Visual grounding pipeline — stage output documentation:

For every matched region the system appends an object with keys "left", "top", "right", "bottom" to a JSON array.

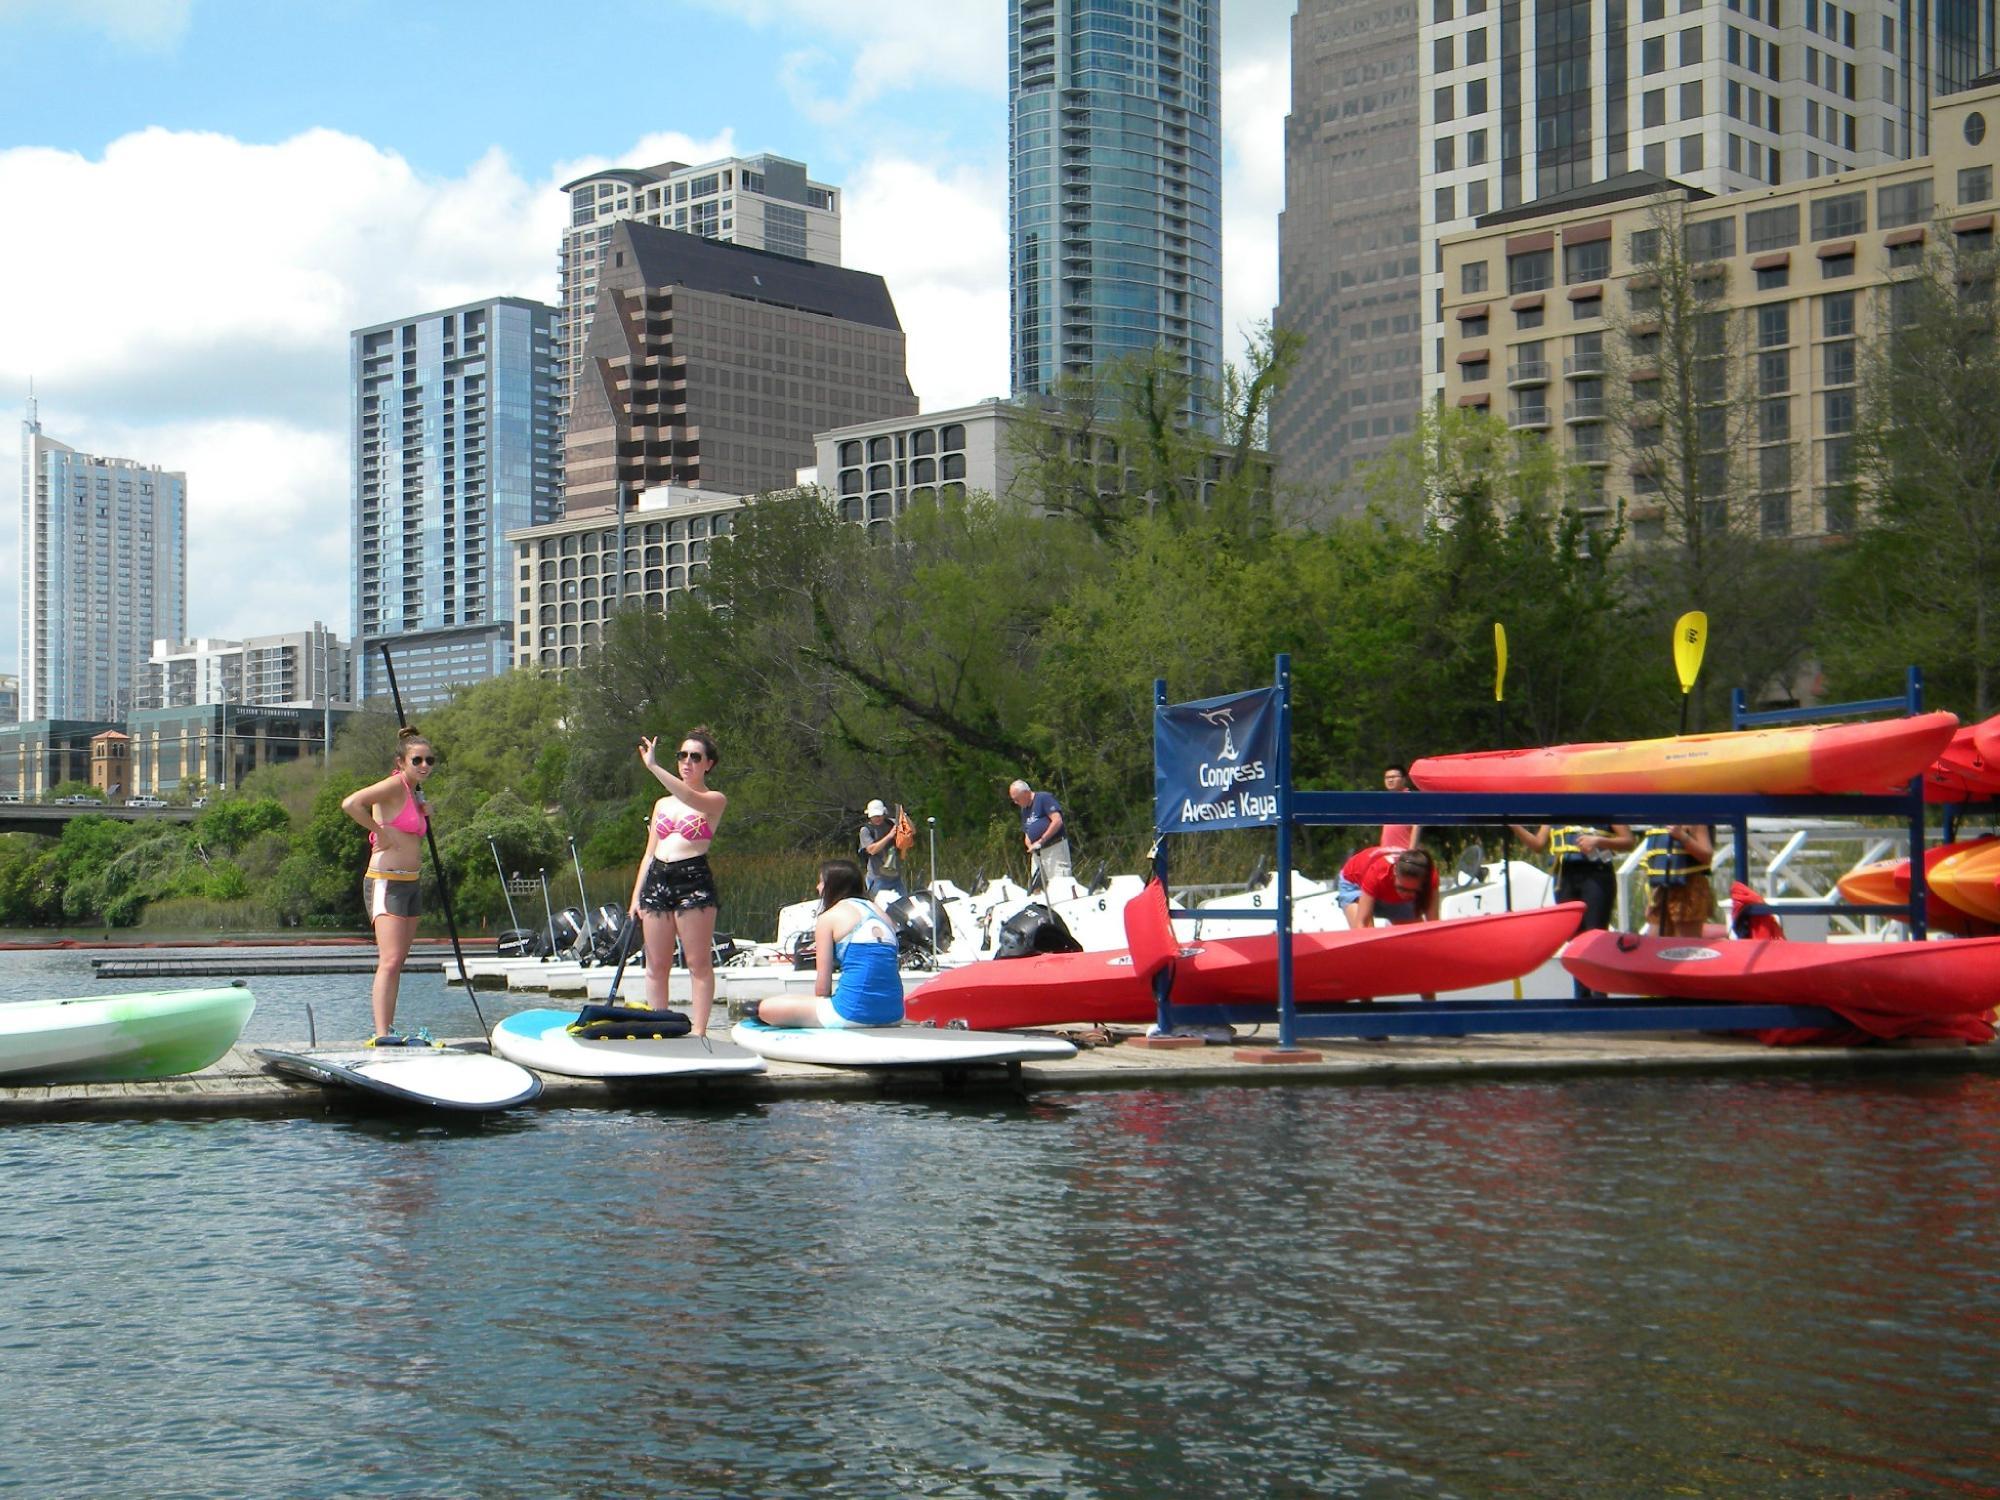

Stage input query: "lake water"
[{"left": 3, "top": 951, "right": 1999, "bottom": 1495}]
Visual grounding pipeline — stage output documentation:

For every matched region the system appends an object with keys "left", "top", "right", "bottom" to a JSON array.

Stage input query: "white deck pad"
[
  {"left": 731, "top": 1019, "right": 1077, "bottom": 1069},
  {"left": 491, "top": 1009, "right": 766, "bottom": 1079},
  {"left": 256, "top": 1046, "right": 543, "bottom": 1111}
]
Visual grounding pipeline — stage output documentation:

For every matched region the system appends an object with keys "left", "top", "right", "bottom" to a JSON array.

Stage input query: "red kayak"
[
  {"left": 1836, "top": 843, "right": 2000, "bottom": 936},
  {"left": 1560, "top": 927, "right": 2000, "bottom": 1037},
  {"left": 904, "top": 902, "right": 1587, "bottom": 1030},
  {"left": 1923, "top": 716, "right": 2000, "bottom": 802},
  {"left": 1412, "top": 712, "right": 1958, "bottom": 796}
]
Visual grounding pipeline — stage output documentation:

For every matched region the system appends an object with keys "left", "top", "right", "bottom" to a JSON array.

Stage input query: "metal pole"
[
  {"left": 538, "top": 868, "right": 558, "bottom": 962},
  {"left": 489, "top": 835, "right": 523, "bottom": 931},
  {"left": 567, "top": 834, "right": 594, "bottom": 964},
  {"left": 1153, "top": 678, "right": 1173, "bottom": 1034},
  {"left": 927, "top": 815, "right": 938, "bottom": 966},
  {"left": 1273, "top": 654, "right": 1296, "bottom": 1051}
]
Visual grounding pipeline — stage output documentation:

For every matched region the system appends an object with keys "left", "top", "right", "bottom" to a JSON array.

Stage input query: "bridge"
[{"left": 0, "top": 804, "right": 200, "bottom": 837}]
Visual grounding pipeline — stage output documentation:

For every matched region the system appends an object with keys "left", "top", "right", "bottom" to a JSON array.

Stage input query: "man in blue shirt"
[{"left": 1009, "top": 779, "right": 1072, "bottom": 890}]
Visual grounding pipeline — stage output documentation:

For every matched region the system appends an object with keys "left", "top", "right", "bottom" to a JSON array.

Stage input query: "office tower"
[
  {"left": 350, "top": 296, "right": 559, "bottom": 702},
  {"left": 557, "top": 155, "right": 841, "bottom": 495},
  {"left": 18, "top": 404, "right": 187, "bottom": 722},
  {"left": 562, "top": 221, "right": 917, "bottom": 512},
  {"left": 1436, "top": 76, "right": 2000, "bottom": 538},
  {"left": 1270, "top": 0, "right": 1424, "bottom": 498},
  {"left": 1008, "top": 0, "right": 1223, "bottom": 408},
  {"left": 1419, "top": 0, "right": 1999, "bottom": 396},
  {"left": 141, "top": 625, "right": 352, "bottom": 710}
]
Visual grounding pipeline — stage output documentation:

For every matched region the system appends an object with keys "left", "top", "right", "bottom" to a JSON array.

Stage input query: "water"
[{"left": 2, "top": 953, "right": 1999, "bottom": 1495}]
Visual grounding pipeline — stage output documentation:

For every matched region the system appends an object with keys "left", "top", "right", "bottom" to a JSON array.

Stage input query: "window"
[
  {"left": 1760, "top": 446, "right": 1792, "bottom": 489},
  {"left": 1745, "top": 203, "right": 1800, "bottom": 252},
  {"left": 1889, "top": 240, "right": 1925, "bottom": 268},
  {"left": 1645, "top": 89, "right": 1667, "bottom": 128},
  {"left": 1960, "top": 166, "right": 1993, "bottom": 204},
  {"left": 1434, "top": 34, "right": 1454, "bottom": 69},
  {"left": 1516, "top": 302, "right": 1544, "bottom": 329},
  {"left": 1820, "top": 251, "right": 1856, "bottom": 277},
  {"left": 1436, "top": 137, "right": 1456, "bottom": 173},
  {"left": 1681, "top": 25, "right": 1704, "bottom": 63},
  {"left": 1435, "top": 86, "right": 1455, "bottom": 122},
  {"left": 1823, "top": 388, "right": 1856, "bottom": 433},
  {"left": 1811, "top": 191, "right": 1865, "bottom": 239},
  {"left": 1468, "top": 129, "right": 1489, "bottom": 165},
  {"left": 1759, "top": 396, "right": 1791, "bottom": 442},
  {"left": 1759, "top": 350, "right": 1791, "bottom": 393},
  {"left": 1823, "top": 340, "right": 1856, "bottom": 385},
  {"left": 1825, "top": 488, "right": 1856, "bottom": 532},
  {"left": 1877, "top": 179, "right": 1933, "bottom": 228},
  {"left": 1462, "top": 261, "right": 1490, "bottom": 293},
  {"left": 1461, "top": 357, "right": 1490, "bottom": 382},
  {"left": 1761, "top": 494, "right": 1793, "bottom": 536},
  {"left": 1686, "top": 218, "right": 1736, "bottom": 261},
  {"left": 1468, "top": 28, "right": 1488, "bottom": 63},
  {"left": 1468, "top": 79, "right": 1489, "bottom": 113},
  {"left": 1467, "top": 180, "right": 1490, "bottom": 216},
  {"left": 1681, "top": 135, "right": 1705, "bottom": 172},
  {"left": 1682, "top": 80, "right": 1704, "bottom": 116},
  {"left": 1461, "top": 313, "right": 1490, "bottom": 338},
  {"left": 1756, "top": 263, "right": 1791, "bottom": 290},
  {"left": 1434, "top": 0, "right": 1452, "bottom": 18},
  {"left": 1436, "top": 186, "right": 1455, "bottom": 221},
  {"left": 1643, "top": 36, "right": 1666, "bottom": 72},
  {"left": 1565, "top": 238, "right": 1611, "bottom": 282},
  {"left": 1508, "top": 249, "right": 1553, "bottom": 293},
  {"left": 1645, "top": 141, "right": 1668, "bottom": 175},
  {"left": 1644, "top": 0, "right": 1663, "bottom": 16},
  {"left": 1757, "top": 303, "right": 1790, "bottom": 346}
]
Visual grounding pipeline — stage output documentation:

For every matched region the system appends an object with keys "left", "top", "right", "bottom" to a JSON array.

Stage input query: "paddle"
[
  {"left": 1674, "top": 610, "right": 1708, "bottom": 735},
  {"left": 378, "top": 644, "right": 489, "bottom": 1041},
  {"left": 1494, "top": 623, "right": 1520, "bottom": 998}
]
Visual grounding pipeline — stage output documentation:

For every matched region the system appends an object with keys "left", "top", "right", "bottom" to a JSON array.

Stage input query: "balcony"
[
  {"left": 1563, "top": 351, "right": 1606, "bottom": 377},
  {"left": 1509, "top": 404, "right": 1553, "bottom": 431},
  {"left": 1507, "top": 360, "right": 1551, "bottom": 387},
  {"left": 1564, "top": 396, "right": 1607, "bottom": 422}
]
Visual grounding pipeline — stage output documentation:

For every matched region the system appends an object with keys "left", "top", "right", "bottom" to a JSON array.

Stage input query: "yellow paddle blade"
[
  {"left": 1493, "top": 622, "right": 1509, "bottom": 703},
  {"left": 1673, "top": 611, "right": 1708, "bottom": 695}
]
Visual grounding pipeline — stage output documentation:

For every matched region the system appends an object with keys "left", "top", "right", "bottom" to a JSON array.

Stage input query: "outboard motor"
[
  {"left": 551, "top": 906, "right": 587, "bottom": 960},
  {"left": 886, "top": 891, "right": 953, "bottom": 962},
  {"left": 994, "top": 902, "right": 1083, "bottom": 960},
  {"left": 497, "top": 927, "right": 541, "bottom": 959},
  {"left": 592, "top": 906, "right": 639, "bottom": 965}
]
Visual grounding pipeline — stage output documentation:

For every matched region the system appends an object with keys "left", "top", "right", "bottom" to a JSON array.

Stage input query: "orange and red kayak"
[
  {"left": 1412, "top": 712, "right": 1958, "bottom": 796},
  {"left": 1924, "top": 715, "right": 2000, "bottom": 802},
  {"left": 903, "top": 903, "right": 1586, "bottom": 1030},
  {"left": 1837, "top": 842, "right": 2000, "bottom": 935},
  {"left": 1928, "top": 840, "right": 2000, "bottom": 924}
]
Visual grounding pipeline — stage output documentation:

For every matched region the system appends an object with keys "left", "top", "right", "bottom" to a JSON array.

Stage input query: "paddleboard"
[
  {"left": 731, "top": 1019, "right": 1077, "bottom": 1068},
  {"left": 256, "top": 1045, "right": 543, "bottom": 1112},
  {"left": 491, "top": 1008, "right": 766, "bottom": 1079}
]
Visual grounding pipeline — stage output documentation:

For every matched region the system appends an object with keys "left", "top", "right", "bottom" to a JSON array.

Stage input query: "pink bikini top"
[
  {"left": 369, "top": 773, "right": 428, "bottom": 847},
  {"left": 655, "top": 804, "right": 714, "bottom": 843}
]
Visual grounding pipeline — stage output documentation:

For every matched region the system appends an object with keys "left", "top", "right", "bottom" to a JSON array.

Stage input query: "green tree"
[
  {"left": 192, "top": 796, "right": 291, "bottom": 853},
  {"left": 421, "top": 668, "right": 571, "bottom": 817},
  {"left": 1825, "top": 231, "right": 2000, "bottom": 716}
]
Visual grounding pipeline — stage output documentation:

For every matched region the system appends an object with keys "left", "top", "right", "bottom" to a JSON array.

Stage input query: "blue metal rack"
[{"left": 1149, "top": 657, "right": 1937, "bottom": 1047}]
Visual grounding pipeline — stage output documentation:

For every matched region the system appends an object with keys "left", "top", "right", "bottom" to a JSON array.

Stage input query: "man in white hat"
[{"left": 857, "top": 798, "right": 904, "bottom": 901}]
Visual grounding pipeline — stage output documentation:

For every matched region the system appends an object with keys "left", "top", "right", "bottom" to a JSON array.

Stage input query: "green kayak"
[{"left": 0, "top": 987, "right": 257, "bottom": 1085}]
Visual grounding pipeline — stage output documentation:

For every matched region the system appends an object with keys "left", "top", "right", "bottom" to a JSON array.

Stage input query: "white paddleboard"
[
  {"left": 256, "top": 1046, "right": 543, "bottom": 1112},
  {"left": 731, "top": 1019, "right": 1077, "bottom": 1069},
  {"left": 490, "top": 1009, "right": 767, "bottom": 1080}
]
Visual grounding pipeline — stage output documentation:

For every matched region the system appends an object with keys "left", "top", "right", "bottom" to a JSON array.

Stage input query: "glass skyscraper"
[
  {"left": 350, "top": 297, "right": 558, "bottom": 703},
  {"left": 18, "top": 403, "right": 187, "bottom": 722},
  {"left": 1009, "top": 0, "right": 1223, "bottom": 407}
]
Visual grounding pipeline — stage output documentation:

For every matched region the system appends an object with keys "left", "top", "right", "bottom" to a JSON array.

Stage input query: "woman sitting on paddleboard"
[
  {"left": 629, "top": 727, "right": 727, "bottom": 1036},
  {"left": 746, "top": 859, "right": 903, "bottom": 1030},
  {"left": 341, "top": 726, "right": 437, "bottom": 1046}
]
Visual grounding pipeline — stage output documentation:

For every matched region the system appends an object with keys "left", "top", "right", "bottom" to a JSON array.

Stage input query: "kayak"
[
  {"left": 1928, "top": 841, "right": 2000, "bottom": 925},
  {"left": 1560, "top": 927, "right": 2000, "bottom": 1038},
  {"left": 0, "top": 986, "right": 256, "bottom": 1085},
  {"left": 903, "top": 902, "right": 1586, "bottom": 1030},
  {"left": 1924, "top": 716, "right": 2000, "bottom": 801},
  {"left": 1837, "top": 845, "right": 2000, "bottom": 935},
  {"left": 1411, "top": 712, "right": 1959, "bottom": 796}
]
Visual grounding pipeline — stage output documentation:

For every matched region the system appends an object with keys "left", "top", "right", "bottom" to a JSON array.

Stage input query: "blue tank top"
[{"left": 830, "top": 899, "right": 903, "bottom": 1025}]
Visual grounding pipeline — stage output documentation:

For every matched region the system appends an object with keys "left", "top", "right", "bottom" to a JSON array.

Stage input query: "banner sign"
[{"left": 1154, "top": 686, "right": 1282, "bottom": 832}]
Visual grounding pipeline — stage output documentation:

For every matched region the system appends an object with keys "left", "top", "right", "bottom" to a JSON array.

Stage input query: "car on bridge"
[
  {"left": 53, "top": 795, "right": 104, "bottom": 806},
  {"left": 125, "top": 796, "right": 168, "bottom": 808}
]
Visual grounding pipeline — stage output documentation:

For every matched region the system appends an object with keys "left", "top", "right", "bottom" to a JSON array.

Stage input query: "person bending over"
[
  {"left": 746, "top": 860, "right": 903, "bottom": 1030},
  {"left": 1338, "top": 845, "right": 1440, "bottom": 929},
  {"left": 628, "top": 727, "right": 727, "bottom": 1036}
]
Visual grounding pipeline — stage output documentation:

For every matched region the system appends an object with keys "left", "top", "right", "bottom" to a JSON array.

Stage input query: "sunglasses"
[
  {"left": 408, "top": 755, "right": 437, "bottom": 766},
  {"left": 677, "top": 750, "right": 705, "bottom": 762}
]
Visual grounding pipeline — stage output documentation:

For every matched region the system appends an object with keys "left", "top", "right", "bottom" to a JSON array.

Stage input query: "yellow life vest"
[{"left": 1639, "top": 827, "right": 1710, "bottom": 887}]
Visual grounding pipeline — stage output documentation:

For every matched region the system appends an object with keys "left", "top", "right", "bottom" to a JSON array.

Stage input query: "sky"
[{"left": 0, "top": 0, "right": 1298, "bottom": 664}]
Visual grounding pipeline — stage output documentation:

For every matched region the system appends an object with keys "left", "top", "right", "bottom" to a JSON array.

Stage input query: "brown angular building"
[{"left": 563, "top": 221, "right": 918, "bottom": 513}]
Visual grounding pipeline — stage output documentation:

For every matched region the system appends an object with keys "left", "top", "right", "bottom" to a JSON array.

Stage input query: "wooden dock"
[
  {"left": 1, "top": 1028, "right": 1993, "bottom": 1122},
  {"left": 91, "top": 951, "right": 455, "bottom": 979}
]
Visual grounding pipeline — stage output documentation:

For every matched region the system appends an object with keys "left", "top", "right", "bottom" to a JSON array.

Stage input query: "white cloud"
[
  {"left": 843, "top": 155, "right": 1011, "bottom": 408},
  {"left": 0, "top": 0, "right": 192, "bottom": 49},
  {"left": 693, "top": 0, "right": 1005, "bottom": 117},
  {"left": 1221, "top": 43, "right": 1291, "bottom": 362}
]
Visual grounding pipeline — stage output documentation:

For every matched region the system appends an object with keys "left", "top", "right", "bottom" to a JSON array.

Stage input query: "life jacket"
[
  {"left": 1639, "top": 827, "right": 1710, "bottom": 887},
  {"left": 1548, "top": 825, "right": 1615, "bottom": 863}
]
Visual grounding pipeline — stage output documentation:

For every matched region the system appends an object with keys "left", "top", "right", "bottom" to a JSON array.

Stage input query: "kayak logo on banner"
[{"left": 1155, "top": 686, "right": 1281, "bottom": 832}]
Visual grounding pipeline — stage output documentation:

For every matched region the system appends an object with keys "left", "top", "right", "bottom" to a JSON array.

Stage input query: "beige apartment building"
[{"left": 1438, "top": 73, "right": 2000, "bottom": 539}]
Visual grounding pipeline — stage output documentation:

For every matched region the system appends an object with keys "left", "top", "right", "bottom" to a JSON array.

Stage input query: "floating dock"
[
  {"left": 1, "top": 1027, "right": 1992, "bottom": 1122},
  {"left": 91, "top": 950, "right": 457, "bottom": 979}
]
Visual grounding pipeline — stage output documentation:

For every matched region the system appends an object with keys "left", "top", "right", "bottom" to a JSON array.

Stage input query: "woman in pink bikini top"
[{"left": 627, "top": 726, "right": 728, "bottom": 1037}]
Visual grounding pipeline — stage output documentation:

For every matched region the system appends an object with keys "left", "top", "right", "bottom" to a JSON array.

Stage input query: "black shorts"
[
  {"left": 363, "top": 870, "right": 423, "bottom": 920},
  {"left": 637, "top": 853, "right": 718, "bottom": 914}
]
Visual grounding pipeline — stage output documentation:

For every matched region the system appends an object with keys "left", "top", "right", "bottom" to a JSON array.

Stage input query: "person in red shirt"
[
  {"left": 1380, "top": 763, "right": 1422, "bottom": 849},
  {"left": 1338, "top": 844, "right": 1440, "bottom": 928}
]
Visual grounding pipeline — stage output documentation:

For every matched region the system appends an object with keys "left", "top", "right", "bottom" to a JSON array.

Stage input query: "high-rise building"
[
  {"left": 1270, "top": 0, "right": 1424, "bottom": 496},
  {"left": 141, "top": 625, "right": 353, "bottom": 711},
  {"left": 1008, "top": 0, "right": 1223, "bottom": 407},
  {"left": 557, "top": 155, "right": 842, "bottom": 492},
  {"left": 18, "top": 404, "right": 187, "bottom": 722},
  {"left": 350, "top": 296, "right": 559, "bottom": 701},
  {"left": 1418, "top": 0, "right": 2000, "bottom": 399},
  {"left": 562, "top": 221, "right": 917, "bottom": 513},
  {"left": 1436, "top": 74, "right": 2000, "bottom": 539}
]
